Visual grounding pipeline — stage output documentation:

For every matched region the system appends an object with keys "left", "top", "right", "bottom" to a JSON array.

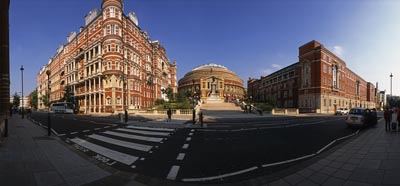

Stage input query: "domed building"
[{"left": 178, "top": 64, "right": 244, "bottom": 102}]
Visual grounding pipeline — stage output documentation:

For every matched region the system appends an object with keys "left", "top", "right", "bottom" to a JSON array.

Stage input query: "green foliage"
[
  {"left": 388, "top": 97, "right": 400, "bottom": 108},
  {"left": 30, "top": 89, "right": 38, "bottom": 110},
  {"left": 254, "top": 103, "right": 274, "bottom": 111},
  {"left": 41, "top": 91, "right": 50, "bottom": 108},
  {"left": 161, "top": 87, "right": 174, "bottom": 101},
  {"left": 161, "top": 102, "right": 192, "bottom": 109},
  {"left": 12, "top": 92, "right": 20, "bottom": 108},
  {"left": 155, "top": 98, "right": 165, "bottom": 105},
  {"left": 176, "top": 91, "right": 189, "bottom": 103}
]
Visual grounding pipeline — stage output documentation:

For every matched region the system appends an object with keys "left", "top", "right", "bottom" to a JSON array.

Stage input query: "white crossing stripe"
[
  {"left": 88, "top": 134, "right": 153, "bottom": 152},
  {"left": 176, "top": 153, "right": 185, "bottom": 160},
  {"left": 116, "top": 128, "right": 170, "bottom": 136},
  {"left": 70, "top": 138, "right": 138, "bottom": 165},
  {"left": 182, "top": 144, "right": 189, "bottom": 149},
  {"left": 186, "top": 137, "right": 191, "bottom": 141},
  {"left": 166, "top": 165, "right": 180, "bottom": 180},
  {"left": 103, "top": 131, "right": 164, "bottom": 143},
  {"left": 126, "top": 125, "right": 175, "bottom": 132}
]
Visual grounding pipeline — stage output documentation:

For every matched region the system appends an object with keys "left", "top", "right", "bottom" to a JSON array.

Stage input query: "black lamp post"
[
  {"left": 390, "top": 73, "right": 393, "bottom": 107},
  {"left": 20, "top": 65, "right": 24, "bottom": 119},
  {"left": 46, "top": 70, "right": 51, "bottom": 136},
  {"left": 192, "top": 79, "right": 195, "bottom": 124}
]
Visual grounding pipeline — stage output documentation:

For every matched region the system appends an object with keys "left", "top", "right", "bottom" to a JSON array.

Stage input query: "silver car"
[{"left": 345, "top": 108, "right": 377, "bottom": 127}]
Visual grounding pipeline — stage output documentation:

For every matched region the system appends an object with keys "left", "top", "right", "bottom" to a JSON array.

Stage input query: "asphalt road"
[{"left": 27, "top": 112, "right": 371, "bottom": 184}]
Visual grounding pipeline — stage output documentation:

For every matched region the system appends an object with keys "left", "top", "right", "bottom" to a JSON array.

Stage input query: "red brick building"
[
  {"left": 37, "top": 0, "right": 177, "bottom": 113},
  {"left": 248, "top": 40, "right": 376, "bottom": 113}
]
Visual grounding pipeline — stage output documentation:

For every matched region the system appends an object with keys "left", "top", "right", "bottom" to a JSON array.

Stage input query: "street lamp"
[
  {"left": 46, "top": 70, "right": 51, "bottom": 136},
  {"left": 192, "top": 79, "right": 195, "bottom": 124},
  {"left": 390, "top": 73, "right": 393, "bottom": 107},
  {"left": 20, "top": 65, "right": 24, "bottom": 119}
]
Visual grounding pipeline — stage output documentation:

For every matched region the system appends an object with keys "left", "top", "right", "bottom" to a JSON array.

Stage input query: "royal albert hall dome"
[{"left": 178, "top": 63, "right": 244, "bottom": 102}]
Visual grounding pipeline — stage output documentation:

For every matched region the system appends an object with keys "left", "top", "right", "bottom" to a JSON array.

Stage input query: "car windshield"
[{"left": 349, "top": 109, "right": 365, "bottom": 115}]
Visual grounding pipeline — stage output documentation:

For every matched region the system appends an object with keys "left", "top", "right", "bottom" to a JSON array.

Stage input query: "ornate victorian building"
[
  {"left": 178, "top": 64, "right": 244, "bottom": 102},
  {"left": 248, "top": 40, "right": 377, "bottom": 113},
  {"left": 37, "top": 0, "right": 177, "bottom": 113}
]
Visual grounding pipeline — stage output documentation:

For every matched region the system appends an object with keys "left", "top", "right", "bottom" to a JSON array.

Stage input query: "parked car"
[
  {"left": 345, "top": 108, "right": 378, "bottom": 127},
  {"left": 335, "top": 108, "right": 349, "bottom": 115}
]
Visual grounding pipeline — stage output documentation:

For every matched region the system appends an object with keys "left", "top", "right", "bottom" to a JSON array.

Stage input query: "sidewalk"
[
  {"left": 265, "top": 120, "right": 400, "bottom": 186},
  {"left": 0, "top": 116, "right": 111, "bottom": 186}
]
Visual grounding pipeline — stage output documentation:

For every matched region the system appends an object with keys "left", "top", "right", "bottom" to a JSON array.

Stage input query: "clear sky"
[{"left": 9, "top": 0, "right": 400, "bottom": 97}]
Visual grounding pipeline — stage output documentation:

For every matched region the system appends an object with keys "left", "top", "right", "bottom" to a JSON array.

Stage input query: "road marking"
[
  {"left": 126, "top": 125, "right": 175, "bottom": 132},
  {"left": 190, "top": 129, "right": 195, "bottom": 132},
  {"left": 316, "top": 140, "right": 337, "bottom": 154},
  {"left": 140, "top": 158, "right": 145, "bottom": 161},
  {"left": 70, "top": 132, "right": 78, "bottom": 135},
  {"left": 176, "top": 153, "right": 185, "bottom": 160},
  {"left": 262, "top": 154, "right": 316, "bottom": 168},
  {"left": 116, "top": 128, "right": 170, "bottom": 136},
  {"left": 51, "top": 129, "right": 59, "bottom": 135},
  {"left": 188, "top": 133, "right": 193, "bottom": 136},
  {"left": 103, "top": 131, "right": 164, "bottom": 143},
  {"left": 182, "top": 144, "right": 189, "bottom": 149},
  {"left": 182, "top": 166, "right": 258, "bottom": 182},
  {"left": 94, "top": 128, "right": 101, "bottom": 130},
  {"left": 88, "top": 134, "right": 153, "bottom": 152},
  {"left": 166, "top": 165, "right": 180, "bottom": 180},
  {"left": 70, "top": 138, "right": 138, "bottom": 165},
  {"left": 131, "top": 165, "right": 136, "bottom": 168},
  {"left": 186, "top": 137, "right": 191, "bottom": 141},
  {"left": 58, "top": 134, "right": 66, "bottom": 137},
  {"left": 83, "top": 130, "right": 90, "bottom": 133},
  {"left": 104, "top": 126, "right": 111, "bottom": 128},
  {"left": 112, "top": 124, "right": 118, "bottom": 127}
]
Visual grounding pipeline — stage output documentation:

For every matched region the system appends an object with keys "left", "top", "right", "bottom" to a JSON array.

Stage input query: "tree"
[
  {"left": 12, "top": 92, "right": 20, "bottom": 108},
  {"left": 30, "top": 89, "right": 38, "bottom": 110},
  {"left": 161, "top": 87, "right": 174, "bottom": 102},
  {"left": 61, "top": 86, "right": 74, "bottom": 103},
  {"left": 176, "top": 91, "right": 189, "bottom": 103},
  {"left": 42, "top": 91, "right": 50, "bottom": 108}
]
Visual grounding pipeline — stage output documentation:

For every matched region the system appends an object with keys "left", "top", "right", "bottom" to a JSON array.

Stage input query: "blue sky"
[{"left": 9, "top": 0, "right": 400, "bottom": 96}]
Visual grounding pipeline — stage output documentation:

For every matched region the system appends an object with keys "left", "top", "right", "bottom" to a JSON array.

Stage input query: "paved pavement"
[{"left": 1, "top": 113, "right": 400, "bottom": 186}]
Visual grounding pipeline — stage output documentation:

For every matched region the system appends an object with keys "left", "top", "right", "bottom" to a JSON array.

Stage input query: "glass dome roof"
[{"left": 191, "top": 63, "right": 228, "bottom": 71}]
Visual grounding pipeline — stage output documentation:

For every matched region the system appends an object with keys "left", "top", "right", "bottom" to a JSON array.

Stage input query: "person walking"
[
  {"left": 384, "top": 107, "right": 392, "bottom": 132},
  {"left": 167, "top": 108, "right": 172, "bottom": 122},
  {"left": 397, "top": 107, "right": 400, "bottom": 131}
]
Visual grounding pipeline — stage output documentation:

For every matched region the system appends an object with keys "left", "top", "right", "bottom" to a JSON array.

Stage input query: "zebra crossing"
[{"left": 65, "top": 125, "right": 177, "bottom": 170}]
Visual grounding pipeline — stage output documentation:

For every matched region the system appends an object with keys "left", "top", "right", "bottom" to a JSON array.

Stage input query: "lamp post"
[
  {"left": 192, "top": 79, "right": 195, "bottom": 124},
  {"left": 46, "top": 70, "right": 51, "bottom": 136},
  {"left": 20, "top": 65, "right": 24, "bottom": 119},
  {"left": 390, "top": 73, "right": 393, "bottom": 107}
]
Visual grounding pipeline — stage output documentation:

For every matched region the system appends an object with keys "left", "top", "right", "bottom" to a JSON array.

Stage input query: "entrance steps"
[{"left": 201, "top": 102, "right": 242, "bottom": 111}]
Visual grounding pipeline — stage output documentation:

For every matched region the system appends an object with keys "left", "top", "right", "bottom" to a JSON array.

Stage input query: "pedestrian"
[
  {"left": 384, "top": 107, "right": 392, "bottom": 132},
  {"left": 167, "top": 108, "right": 172, "bottom": 122},
  {"left": 397, "top": 106, "right": 400, "bottom": 131},
  {"left": 199, "top": 111, "right": 204, "bottom": 127}
]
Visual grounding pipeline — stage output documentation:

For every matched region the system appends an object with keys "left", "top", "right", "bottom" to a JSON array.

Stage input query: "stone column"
[{"left": 94, "top": 93, "right": 97, "bottom": 113}]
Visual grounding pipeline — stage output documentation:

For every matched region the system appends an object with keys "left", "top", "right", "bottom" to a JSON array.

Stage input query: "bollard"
[
  {"left": 192, "top": 109, "right": 196, "bottom": 124},
  {"left": 199, "top": 112, "right": 203, "bottom": 127},
  {"left": 4, "top": 119, "right": 8, "bottom": 137},
  {"left": 124, "top": 110, "right": 128, "bottom": 123}
]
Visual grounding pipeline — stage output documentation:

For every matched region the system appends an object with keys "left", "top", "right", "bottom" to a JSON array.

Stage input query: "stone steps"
[{"left": 201, "top": 102, "right": 242, "bottom": 111}]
